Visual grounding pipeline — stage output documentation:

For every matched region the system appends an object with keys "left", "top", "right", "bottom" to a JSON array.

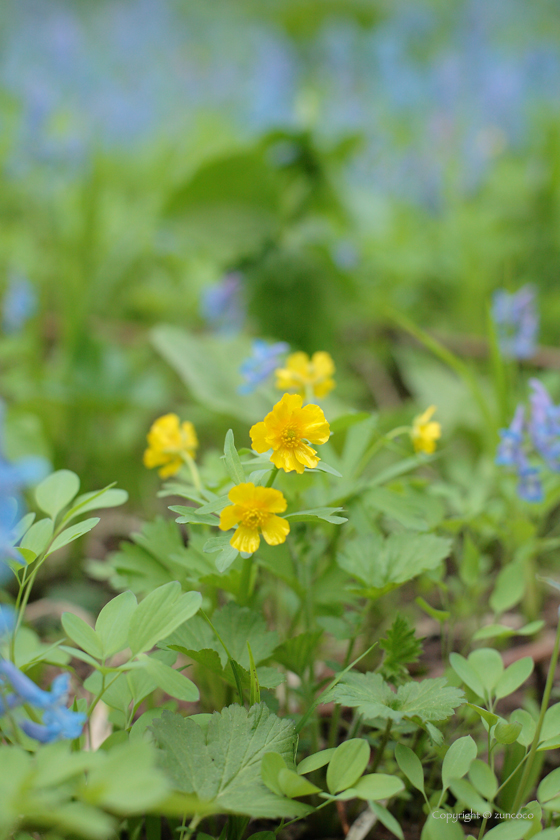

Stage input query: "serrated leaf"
[
  {"left": 273, "top": 631, "right": 322, "bottom": 678},
  {"left": 337, "top": 532, "right": 451, "bottom": 599},
  {"left": 332, "top": 673, "right": 464, "bottom": 725},
  {"left": 47, "top": 518, "right": 100, "bottom": 556},
  {"left": 151, "top": 705, "right": 309, "bottom": 818},
  {"left": 35, "top": 470, "right": 80, "bottom": 519}
]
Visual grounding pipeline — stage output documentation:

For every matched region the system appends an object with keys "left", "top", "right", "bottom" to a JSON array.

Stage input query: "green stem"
[
  {"left": 265, "top": 466, "right": 279, "bottom": 488},
  {"left": 238, "top": 555, "right": 253, "bottom": 606},
  {"left": 511, "top": 611, "right": 560, "bottom": 813},
  {"left": 370, "top": 719, "right": 392, "bottom": 773},
  {"left": 181, "top": 452, "right": 202, "bottom": 491}
]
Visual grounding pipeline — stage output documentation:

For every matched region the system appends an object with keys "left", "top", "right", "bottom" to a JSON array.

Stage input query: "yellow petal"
[
  {"left": 231, "top": 525, "right": 260, "bottom": 554},
  {"left": 313, "top": 378, "right": 335, "bottom": 398},
  {"left": 311, "top": 351, "right": 335, "bottom": 377},
  {"left": 143, "top": 448, "right": 167, "bottom": 469},
  {"left": 252, "top": 486, "right": 288, "bottom": 513},
  {"left": 219, "top": 504, "right": 242, "bottom": 531},
  {"left": 271, "top": 447, "right": 305, "bottom": 473},
  {"left": 250, "top": 421, "right": 270, "bottom": 453},
  {"left": 228, "top": 482, "right": 257, "bottom": 505},
  {"left": 294, "top": 441, "right": 319, "bottom": 469},
  {"left": 158, "top": 457, "right": 182, "bottom": 478},
  {"left": 261, "top": 515, "right": 290, "bottom": 546},
  {"left": 298, "top": 404, "right": 330, "bottom": 443}
]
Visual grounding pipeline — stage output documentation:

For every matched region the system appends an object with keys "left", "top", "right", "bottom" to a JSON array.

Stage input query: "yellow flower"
[
  {"left": 250, "top": 393, "right": 330, "bottom": 474},
  {"left": 143, "top": 413, "right": 198, "bottom": 478},
  {"left": 275, "top": 351, "right": 335, "bottom": 399},
  {"left": 219, "top": 482, "right": 290, "bottom": 554},
  {"left": 411, "top": 406, "right": 441, "bottom": 454}
]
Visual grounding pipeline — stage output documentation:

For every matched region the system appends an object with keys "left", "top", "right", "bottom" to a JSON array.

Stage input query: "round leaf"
[
  {"left": 326, "top": 738, "right": 370, "bottom": 794},
  {"left": 35, "top": 470, "right": 80, "bottom": 519}
]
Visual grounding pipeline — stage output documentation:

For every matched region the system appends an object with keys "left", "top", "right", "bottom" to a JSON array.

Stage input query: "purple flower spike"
[{"left": 492, "top": 285, "right": 539, "bottom": 360}]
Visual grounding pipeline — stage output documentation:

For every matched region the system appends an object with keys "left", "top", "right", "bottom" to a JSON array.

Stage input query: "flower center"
[
  {"left": 280, "top": 427, "right": 300, "bottom": 448},
  {"left": 241, "top": 508, "right": 266, "bottom": 529}
]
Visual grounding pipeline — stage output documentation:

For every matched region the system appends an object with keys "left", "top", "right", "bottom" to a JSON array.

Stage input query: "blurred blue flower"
[
  {"left": 0, "top": 606, "right": 15, "bottom": 638},
  {"left": 517, "top": 462, "right": 544, "bottom": 503},
  {"left": 200, "top": 273, "right": 245, "bottom": 336},
  {"left": 528, "top": 378, "right": 560, "bottom": 470},
  {"left": 492, "top": 285, "right": 539, "bottom": 359},
  {"left": 238, "top": 339, "right": 289, "bottom": 394},
  {"left": 0, "top": 660, "right": 86, "bottom": 742},
  {"left": 496, "top": 404, "right": 525, "bottom": 467},
  {"left": 2, "top": 275, "right": 37, "bottom": 334}
]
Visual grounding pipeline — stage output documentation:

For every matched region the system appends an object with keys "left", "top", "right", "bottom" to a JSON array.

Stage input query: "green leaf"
[
  {"left": 538, "top": 767, "right": 560, "bottom": 804},
  {"left": 273, "top": 631, "right": 322, "bottom": 678},
  {"left": 326, "top": 739, "right": 370, "bottom": 794},
  {"left": 495, "top": 720, "right": 523, "bottom": 745},
  {"left": 415, "top": 597, "right": 449, "bottom": 623},
  {"left": 370, "top": 801, "right": 404, "bottom": 840},
  {"left": 151, "top": 704, "right": 309, "bottom": 818},
  {"left": 261, "top": 751, "right": 287, "bottom": 796},
  {"left": 511, "top": 709, "right": 536, "bottom": 747},
  {"left": 466, "top": 704, "right": 499, "bottom": 728},
  {"left": 11, "top": 512, "right": 36, "bottom": 544},
  {"left": 79, "top": 741, "right": 170, "bottom": 814},
  {"left": 224, "top": 430, "right": 245, "bottom": 485},
  {"left": 332, "top": 674, "right": 464, "bottom": 725},
  {"left": 352, "top": 773, "right": 404, "bottom": 801},
  {"left": 285, "top": 507, "right": 347, "bottom": 524},
  {"left": 61, "top": 613, "right": 103, "bottom": 660},
  {"left": 379, "top": 615, "right": 423, "bottom": 684},
  {"left": 35, "top": 470, "right": 80, "bottom": 519},
  {"left": 490, "top": 561, "right": 526, "bottom": 614},
  {"left": 138, "top": 654, "right": 199, "bottom": 702},
  {"left": 473, "top": 620, "right": 545, "bottom": 641},
  {"left": 297, "top": 749, "right": 336, "bottom": 775},
  {"left": 64, "top": 487, "right": 128, "bottom": 523},
  {"left": 128, "top": 583, "right": 202, "bottom": 655},
  {"left": 441, "top": 736, "right": 477, "bottom": 791},
  {"left": 95, "top": 591, "right": 137, "bottom": 658},
  {"left": 20, "top": 518, "right": 54, "bottom": 557},
  {"left": 449, "top": 778, "right": 492, "bottom": 814},
  {"left": 337, "top": 532, "right": 451, "bottom": 599},
  {"left": 151, "top": 327, "right": 272, "bottom": 424},
  {"left": 47, "top": 518, "right": 100, "bottom": 555},
  {"left": 277, "top": 768, "right": 321, "bottom": 798},
  {"left": 424, "top": 811, "right": 465, "bottom": 839},
  {"left": 449, "top": 653, "right": 485, "bottom": 699},
  {"left": 395, "top": 744, "right": 424, "bottom": 795},
  {"left": 469, "top": 759, "right": 498, "bottom": 801},
  {"left": 494, "top": 657, "right": 534, "bottom": 700},
  {"left": 366, "top": 487, "right": 430, "bottom": 531},
  {"left": 170, "top": 506, "right": 219, "bottom": 526},
  {"left": 484, "top": 823, "right": 535, "bottom": 839},
  {"left": 468, "top": 648, "right": 504, "bottom": 695},
  {"left": 308, "top": 461, "right": 343, "bottom": 478}
]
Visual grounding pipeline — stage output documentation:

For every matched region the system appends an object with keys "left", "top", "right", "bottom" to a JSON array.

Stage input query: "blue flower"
[
  {"left": 200, "top": 273, "right": 245, "bottom": 336},
  {"left": 238, "top": 339, "right": 289, "bottom": 394},
  {"left": 2, "top": 275, "right": 37, "bottom": 334},
  {"left": 492, "top": 285, "right": 538, "bottom": 360},
  {"left": 0, "top": 660, "right": 85, "bottom": 742},
  {"left": 0, "top": 606, "right": 15, "bottom": 638},
  {"left": 528, "top": 379, "right": 560, "bottom": 470},
  {"left": 496, "top": 404, "right": 525, "bottom": 467},
  {"left": 517, "top": 463, "right": 544, "bottom": 504},
  {"left": 20, "top": 706, "right": 87, "bottom": 743}
]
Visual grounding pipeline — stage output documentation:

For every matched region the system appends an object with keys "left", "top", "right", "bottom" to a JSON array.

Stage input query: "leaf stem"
[{"left": 511, "top": 609, "right": 560, "bottom": 813}]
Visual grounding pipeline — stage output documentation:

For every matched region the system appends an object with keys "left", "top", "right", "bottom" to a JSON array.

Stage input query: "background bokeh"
[{"left": 2, "top": 0, "right": 560, "bottom": 509}]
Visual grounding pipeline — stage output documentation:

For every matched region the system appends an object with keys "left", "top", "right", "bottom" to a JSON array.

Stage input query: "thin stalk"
[
  {"left": 265, "top": 466, "right": 279, "bottom": 488},
  {"left": 370, "top": 719, "right": 392, "bottom": 773},
  {"left": 238, "top": 555, "right": 253, "bottom": 606},
  {"left": 511, "top": 611, "right": 560, "bottom": 813},
  {"left": 181, "top": 452, "right": 202, "bottom": 492}
]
